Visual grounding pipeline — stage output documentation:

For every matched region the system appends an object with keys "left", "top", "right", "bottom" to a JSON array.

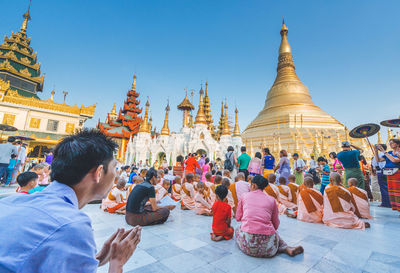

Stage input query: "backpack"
[{"left": 224, "top": 152, "right": 234, "bottom": 171}]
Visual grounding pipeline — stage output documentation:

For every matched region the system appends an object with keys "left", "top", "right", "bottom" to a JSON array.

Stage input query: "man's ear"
[{"left": 94, "top": 165, "right": 104, "bottom": 183}]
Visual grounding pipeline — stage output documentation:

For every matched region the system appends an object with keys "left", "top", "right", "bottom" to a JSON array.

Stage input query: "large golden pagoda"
[{"left": 242, "top": 19, "right": 365, "bottom": 159}]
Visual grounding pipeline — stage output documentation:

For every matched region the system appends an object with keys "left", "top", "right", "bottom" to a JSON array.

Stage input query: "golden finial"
[
  {"left": 281, "top": 17, "right": 288, "bottom": 35},
  {"left": 132, "top": 74, "right": 136, "bottom": 90},
  {"left": 111, "top": 103, "right": 117, "bottom": 115},
  {"left": 377, "top": 131, "right": 383, "bottom": 144},
  {"left": 194, "top": 85, "right": 207, "bottom": 125},
  {"left": 20, "top": 0, "right": 32, "bottom": 34},
  {"left": 139, "top": 98, "right": 150, "bottom": 133},
  {"left": 50, "top": 88, "right": 55, "bottom": 101},
  {"left": 222, "top": 101, "right": 230, "bottom": 135},
  {"left": 233, "top": 107, "right": 240, "bottom": 137},
  {"left": 161, "top": 100, "right": 170, "bottom": 135},
  {"left": 279, "top": 17, "right": 291, "bottom": 55}
]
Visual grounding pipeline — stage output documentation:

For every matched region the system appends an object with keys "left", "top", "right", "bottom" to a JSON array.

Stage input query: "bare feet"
[
  {"left": 285, "top": 211, "right": 297, "bottom": 218},
  {"left": 365, "top": 222, "right": 371, "bottom": 228},
  {"left": 181, "top": 205, "right": 188, "bottom": 210},
  {"left": 211, "top": 234, "right": 224, "bottom": 241},
  {"left": 285, "top": 246, "right": 304, "bottom": 257},
  {"left": 165, "top": 205, "right": 176, "bottom": 210}
]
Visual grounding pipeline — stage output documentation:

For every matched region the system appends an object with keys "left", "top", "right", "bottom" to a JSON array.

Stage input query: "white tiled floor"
[{"left": 80, "top": 202, "right": 400, "bottom": 273}]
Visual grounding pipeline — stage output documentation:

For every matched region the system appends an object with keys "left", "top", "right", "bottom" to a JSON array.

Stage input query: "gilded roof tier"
[{"left": 177, "top": 94, "right": 195, "bottom": 110}]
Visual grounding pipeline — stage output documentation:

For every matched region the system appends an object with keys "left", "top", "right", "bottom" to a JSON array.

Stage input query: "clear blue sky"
[{"left": 1, "top": 0, "right": 399, "bottom": 142}]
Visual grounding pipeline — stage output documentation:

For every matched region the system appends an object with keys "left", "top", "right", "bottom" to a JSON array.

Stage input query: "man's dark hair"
[
  {"left": 186, "top": 172, "right": 194, "bottom": 182},
  {"left": 146, "top": 168, "right": 158, "bottom": 181},
  {"left": 241, "top": 146, "right": 246, "bottom": 152},
  {"left": 215, "top": 185, "right": 228, "bottom": 200},
  {"left": 227, "top": 146, "right": 234, "bottom": 152},
  {"left": 164, "top": 168, "right": 169, "bottom": 174},
  {"left": 7, "top": 136, "right": 15, "bottom": 143},
  {"left": 317, "top": 156, "right": 327, "bottom": 163},
  {"left": 17, "top": 171, "right": 38, "bottom": 187},
  {"left": 50, "top": 129, "right": 118, "bottom": 186}
]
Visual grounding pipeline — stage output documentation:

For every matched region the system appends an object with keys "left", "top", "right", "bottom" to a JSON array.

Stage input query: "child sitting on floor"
[
  {"left": 211, "top": 185, "right": 234, "bottom": 241},
  {"left": 194, "top": 182, "right": 213, "bottom": 216},
  {"left": 156, "top": 179, "right": 177, "bottom": 209},
  {"left": 101, "top": 179, "right": 127, "bottom": 214},
  {"left": 247, "top": 175, "right": 254, "bottom": 183},
  {"left": 16, "top": 171, "right": 38, "bottom": 194}
]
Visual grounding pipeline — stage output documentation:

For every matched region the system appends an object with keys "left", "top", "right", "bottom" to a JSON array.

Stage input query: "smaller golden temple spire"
[
  {"left": 232, "top": 107, "right": 240, "bottom": 137},
  {"left": 138, "top": 99, "right": 150, "bottom": 133},
  {"left": 161, "top": 101, "right": 170, "bottom": 135},
  {"left": 377, "top": 131, "right": 383, "bottom": 144},
  {"left": 111, "top": 103, "right": 117, "bottom": 115},
  {"left": 20, "top": 1, "right": 31, "bottom": 34},
  {"left": 132, "top": 74, "right": 136, "bottom": 90},
  {"left": 194, "top": 85, "right": 207, "bottom": 125},
  {"left": 148, "top": 115, "right": 153, "bottom": 133},
  {"left": 50, "top": 88, "right": 55, "bottom": 102},
  {"left": 222, "top": 101, "right": 230, "bottom": 135}
]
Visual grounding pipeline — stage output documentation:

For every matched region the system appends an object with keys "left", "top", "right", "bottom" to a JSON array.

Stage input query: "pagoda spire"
[
  {"left": 161, "top": 101, "right": 170, "bottom": 135},
  {"left": 138, "top": 99, "right": 150, "bottom": 133},
  {"left": 132, "top": 74, "right": 136, "bottom": 90},
  {"left": 111, "top": 103, "right": 117, "bottom": 115},
  {"left": 232, "top": 107, "right": 241, "bottom": 137},
  {"left": 20, "top": 1, "right": 31, "bottom": 35},
  {"left": 377, "top": 131, "right": 383, "bottom": 144},
  {"left": 203, "top": 81, "right": 213, "bottom": 129},
  {"left": 194, "top": 84, "right": 207, "bottom": 125},
  {"left": 222, "top": 101, "right": 230, "bottom": 135}
]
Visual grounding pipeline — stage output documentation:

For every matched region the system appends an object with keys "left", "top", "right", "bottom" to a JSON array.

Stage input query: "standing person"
[
  {"left": 375, "top": 139, "right": 400, "bottom": 213},
  {"left": 262, "top": 148, "right": 275, "bottom": 178},
  {"left": 0, "top": 136, "right": 17, "bottom": 186},
  {"left": 17, "top": 141, "right": 27, "bottom": 173},
  {"left": 359, "top": 155, "right": 373, "bottom": 201},
  {"left": 237, "top": 146, "right": 251, "bottom": 180},
  {"left": 235, "top": 175, "right": 304, "bottom": 258},
  {"left": 125, "top": 168, "right": 172, "bottom": 226},
  {"left": 224, "top": 146, "right": 237, "bottom": 177},
  {"left": 274, "top": 150, "right": 291, "bottom": 184},
  {"left": 337, "top": 141, "right": 364, "bottom": 188},
  {"left": 329, "top": 152, "right": 344, "bottom": 175},
  {"left": 372, "top": 144, "right": 390, "bottom": 207},
  {"left": 184, "top": 154, "right": 201, "bottom": 177},
  {"left": 292, "top": 153, "right": 306, "bottom": 185},
  {"left": 201, "top": 158, "right": 210, "bottom": 182},
  {"left": 247, "top": 152, "right": 263, "bottom": 176},
  {"left": 44, "top": 150, "right": 54, "bottom": 165},
  {"left": 309, "top": 155, "right": 318, "bottom": 172},
  {"left": 317, "top": 157, "right": 330, "bottom": 194},
  {"left": 0, "top": 129, "right": 141, "bottom": 273}
]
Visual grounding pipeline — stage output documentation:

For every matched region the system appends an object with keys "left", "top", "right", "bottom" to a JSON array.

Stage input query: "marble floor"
[{"left": 83, "top": 202, "right": 400, "bottom": 273}]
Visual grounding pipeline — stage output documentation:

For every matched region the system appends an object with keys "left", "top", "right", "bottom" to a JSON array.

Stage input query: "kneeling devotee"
[
  {"left": 0, "top": 129, "right": 141, "bottom": 273},
  {"left": 348, "top": 178, "right": 371, "bottom": 219},
  {"left": 181, "top": 173, "right": 196, "bottom": 210},
  {"left": 101, "top": 178, "right": 127, "bottom": 214},
  {"left": 155, "top": 179, "right": 177, "bottom": 209},
  {"left": 323, "top": 173, "right": 370, "bottom": 230},
  {"left": 297, "top": 177, "right": 323, "bottom": 223},
  {"left": 235, "top": 175, "right": 304, "bottom": 258},
  {"left": 211, "top": 185, "right": 233, "bottom": 241},
  {"left": 126, "top": 168, "right": 173, "bottom": 226},
  {"left": 195, "top": 181, "right": 213, "bottom": 216}
]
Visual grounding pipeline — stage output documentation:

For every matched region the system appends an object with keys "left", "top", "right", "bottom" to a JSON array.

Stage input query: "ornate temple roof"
[
  {"left": 0, "top": 4, "right": 44, "bottom": 97},
  {"left": 177, "top": 94, "right": 194, "bottom": 110}
]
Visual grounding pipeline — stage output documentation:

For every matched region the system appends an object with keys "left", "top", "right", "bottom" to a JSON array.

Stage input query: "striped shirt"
[{"left": 321, "top": 164, "right": 331, "bottom": 185}]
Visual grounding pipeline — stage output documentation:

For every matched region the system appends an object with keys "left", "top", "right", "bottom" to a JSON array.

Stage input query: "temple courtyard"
[
  {"left": 88, "top": 202, "right": 399, "bottom": 273},
  {"left": 0, "top": 186, "right": 399, "bottom": 272}
]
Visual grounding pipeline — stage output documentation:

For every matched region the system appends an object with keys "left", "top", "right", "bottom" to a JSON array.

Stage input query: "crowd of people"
[{"left": 0, "top": 128, "right": 399, "bottom": 272}]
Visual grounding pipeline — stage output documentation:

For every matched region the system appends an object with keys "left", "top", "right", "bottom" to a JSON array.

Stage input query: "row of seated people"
[{"left": 264, "top": 173, "right": 371, "bottom": 230}]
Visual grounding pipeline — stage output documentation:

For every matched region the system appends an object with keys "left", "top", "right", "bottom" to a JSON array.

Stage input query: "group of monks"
[{"left": 264, "top": 173, "right": 371, "bottom": 230}]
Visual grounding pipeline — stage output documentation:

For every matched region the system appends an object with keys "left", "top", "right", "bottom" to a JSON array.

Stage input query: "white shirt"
[
  {"left": 293, "top": 158, "right": 305, "bottom": 170},
  {"left": 17, "top": 146, "right": 26, "bottom": 162},
  {"left": 372, "top": 152, "right": 386, "bottom": 170},
  {"left": 309, "top": 159, "right": 318, "bottom": 169},
  {"left": 0, "top": 143, "right": 18, "bottom": 164}
]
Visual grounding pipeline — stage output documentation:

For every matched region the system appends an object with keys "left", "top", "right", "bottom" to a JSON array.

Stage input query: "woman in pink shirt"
[
  {"left": 235, "top": 175, "right": 304, "bottom": 258},
  {"left": 201, "top": 158, "right": 210, "bottom": 182},
  {"left": 247, "top": 152, "right": 263, "bottom": 176}
]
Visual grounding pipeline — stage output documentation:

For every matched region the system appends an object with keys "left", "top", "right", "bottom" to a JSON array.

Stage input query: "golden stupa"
[{"left": 242, "top": 19, "right": 367, "bottom": 159}]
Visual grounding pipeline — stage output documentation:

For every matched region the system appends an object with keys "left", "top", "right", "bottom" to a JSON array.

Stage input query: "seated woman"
[
  {"left": 235, "top": 175, "right": 304, "bottom": 258},
  {"left": 125, "top": 168, "right": 173, "bottom": 226}
]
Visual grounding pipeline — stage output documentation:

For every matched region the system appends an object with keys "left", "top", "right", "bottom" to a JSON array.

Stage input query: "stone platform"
[{"left": 86, "top": 203, "right": 400, "bottom": 273}]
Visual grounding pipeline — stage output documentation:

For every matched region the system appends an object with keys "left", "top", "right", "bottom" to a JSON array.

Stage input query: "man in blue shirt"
[
  {"left": 0, "top": 129, "right": 141, "bottom": 273},
  {"left": 337, "top": 141, "right": 365, "bottom": 189}
]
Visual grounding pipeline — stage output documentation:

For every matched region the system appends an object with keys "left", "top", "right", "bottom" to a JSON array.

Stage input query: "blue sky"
[{"left": 1, "top": 0, "right": 399, "bottom": 142}]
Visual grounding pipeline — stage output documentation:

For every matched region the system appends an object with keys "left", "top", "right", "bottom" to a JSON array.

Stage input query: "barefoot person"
[
  {"left": 125, "top": 168, "right": 172, "bottom": 226},
  {"left": 297, "top": 177, "right": 323, "bottom": 223},
  {"left": 235, "top": 175, "right": 304, "bottom": 258},
  {"left": 0, "top": 129, "right": 141, "bottom": 273},
  {"left": 348, "top": 178, "right": 371, "bottom": 219},
  {"left": 211, "top": 185, "right": 234, "bottom": 241},
  {"left": 101, "top": 178, "right": 127, "bottom": 214},
  {"left": 323, "top": 172, "right": 369, "bottom": 230}
]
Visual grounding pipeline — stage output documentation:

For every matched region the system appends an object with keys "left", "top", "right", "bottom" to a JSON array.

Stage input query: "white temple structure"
[{"left": 125, "top": 83, "right": 243, "bottom": 166}]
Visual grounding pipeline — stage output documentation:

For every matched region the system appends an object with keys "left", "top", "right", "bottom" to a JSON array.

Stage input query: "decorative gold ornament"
[
  {"left": 2, "top": 113, "right": 15, "bottom": 126},
  {"left": 29, "top": 118, "right": 41, "bottom": 129}
]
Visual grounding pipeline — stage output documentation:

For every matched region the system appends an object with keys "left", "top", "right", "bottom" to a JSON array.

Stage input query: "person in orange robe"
[
  {"left": 126, "top": 176, "right": 144, "bottom": 199},
  {"left": 347, "top": 178, "right": 371, "bottom": 219},
  {"left": 171, "top": 175, "right": 182, "bottom": 201},
  {"left": 323, "top": 173, "right": 370, "bottom": 230},
  {"left": 297, "top": 177, "right": 323, "bottom": 223},
  {"left": 264, "top": 174, "right": 287, "bottom": 214},
  {"left": 181, "top": 173, "right": 196, "bottom": 210},
  {"left": 277, "top": 176, "right": 297, "bottom": 210},
  {"left": 287, "top": 174, "right": 299, "bottom": 206},
  {"left": 184, "top": 154, "right": 201, "bottom": 177}
]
